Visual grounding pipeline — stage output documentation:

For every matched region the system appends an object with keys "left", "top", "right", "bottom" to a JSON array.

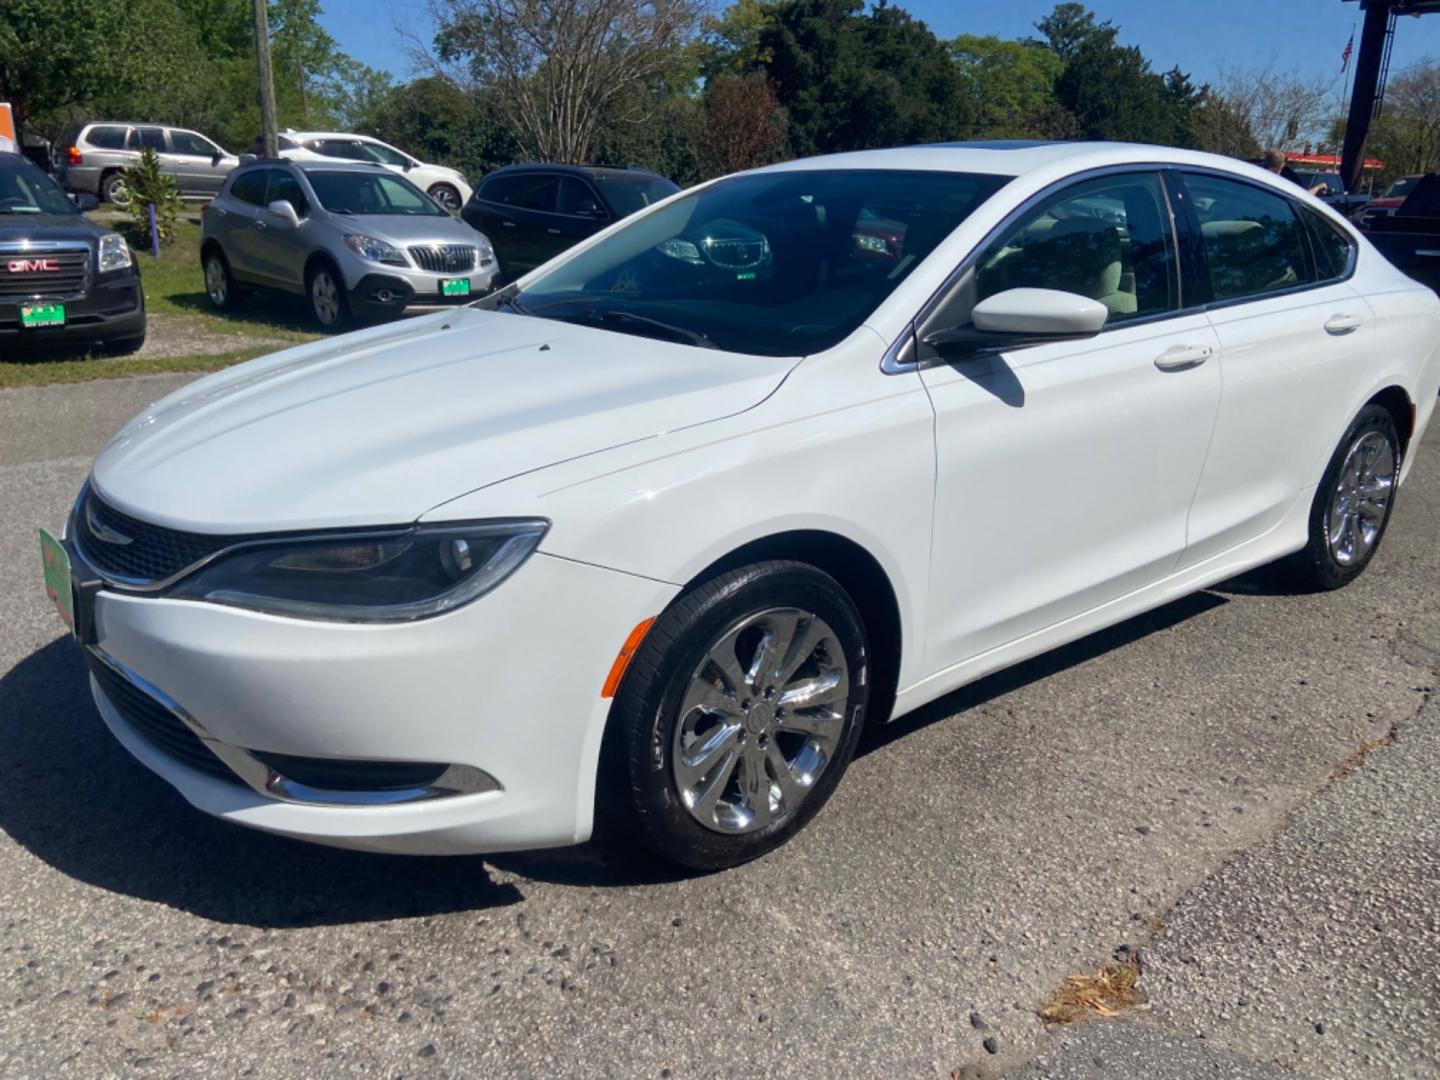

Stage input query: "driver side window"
[{"left": 975, "top": 172, "right": 1178, "bottom": 324}]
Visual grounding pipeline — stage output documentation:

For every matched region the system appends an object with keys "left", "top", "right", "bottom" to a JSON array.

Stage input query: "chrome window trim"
[
  {"left": 86, "top": 645, "right": 500, "bottom": 807},
  {"left": 881, "top": 162, "right": 1193, "bottom": 374}
]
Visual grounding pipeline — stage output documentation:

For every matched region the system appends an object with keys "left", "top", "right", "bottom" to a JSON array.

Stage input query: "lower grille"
[
  {"left": 408, "top": 244, "right": 477, "bottom": 274},
  {"left": 86, "top": 653, "right": 238, "bottom": 784},
  {"left": 0, "top": 249, "right": 89, "bottom": 299}
]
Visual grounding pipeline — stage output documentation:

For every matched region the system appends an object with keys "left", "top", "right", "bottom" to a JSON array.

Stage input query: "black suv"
[
  {"left": 461, "top": 163, "right": 679, "bottom": 279},
  {"left": 0, "top": 153, "right": 145, "bottom": 353}
]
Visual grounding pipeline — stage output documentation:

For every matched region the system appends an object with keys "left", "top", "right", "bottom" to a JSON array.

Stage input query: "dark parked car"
[
  {"left": 0, "top": 152, "right": 145, "bottom": 353},
  {"left": 1363, "top": 173, "right": 1440, "bottom": 294},
  {"left": 1292, "top": 170, "right": 1371, "bottom": 220},
  {"left": 461, "top": 163, "right": 679, "bottom": 279}
]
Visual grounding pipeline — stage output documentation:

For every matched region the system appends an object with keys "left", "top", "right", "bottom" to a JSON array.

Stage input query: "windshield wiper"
[{"left": 598, "top": 310, "right": 718, "bottom": 350}]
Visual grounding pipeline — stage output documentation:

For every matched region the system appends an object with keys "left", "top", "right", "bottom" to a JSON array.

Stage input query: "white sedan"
[
  {"left": 41, "top": 142, "right": 1440, "bottom": 870},
  {"left": 278, "top": 130, "right": 472, "bottom": 212}
]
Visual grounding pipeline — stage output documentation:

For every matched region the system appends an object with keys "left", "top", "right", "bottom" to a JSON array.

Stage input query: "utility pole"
[{"left": 253, "top": 0, "right": 279, "bottom": 157}]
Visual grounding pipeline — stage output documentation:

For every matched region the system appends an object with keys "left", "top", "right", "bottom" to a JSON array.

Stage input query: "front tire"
[
  {"left": 306, "top": 261, "right": 350, "bottom": 330},
  {"left": 1283, "top": 404, "right": 1401, "bottom": 590},
  {"left": 606, "top": 561, "right": 870, "bottom": 871}
]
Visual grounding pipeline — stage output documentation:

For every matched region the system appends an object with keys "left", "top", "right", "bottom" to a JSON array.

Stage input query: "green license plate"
[
  {"left": 20, "top": 303, "right": 65, "bottom": 328},
  {"left": 39, "top": 528, "right": 74, "bottom": 630},
  {"left": 439, "top": 278, "right": 471, "bottom": 298}
]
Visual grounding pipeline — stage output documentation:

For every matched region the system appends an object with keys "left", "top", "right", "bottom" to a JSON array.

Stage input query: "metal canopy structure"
[{"left": 1340, "top": 0, "right": 1440, "bottom": 192}]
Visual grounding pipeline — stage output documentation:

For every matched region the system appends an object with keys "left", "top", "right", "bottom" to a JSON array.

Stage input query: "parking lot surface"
[{"left": 1, "top": 373, "right": 1436, "bottom": 1078}]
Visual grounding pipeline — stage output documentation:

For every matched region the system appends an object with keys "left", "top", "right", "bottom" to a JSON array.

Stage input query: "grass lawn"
[{"left": 0, "top": 214, "right": 320, "bottom": 388}]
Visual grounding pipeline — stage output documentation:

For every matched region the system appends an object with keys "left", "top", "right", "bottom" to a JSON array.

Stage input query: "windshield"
[
  {"left": 306, "top": 170, "right": 444, "bottom": 216},
  {"left": 0, "top": 155, "right": 78, "bottom": 215},
  {"left": 509, "top": 169, "right": 1010, "bottom": 356},
  {"left": 1386, "top": 177, "right": 1418, "bottom": 198},
  {"left": 592, "top": 173, "right": 681, "bottom": 217}
]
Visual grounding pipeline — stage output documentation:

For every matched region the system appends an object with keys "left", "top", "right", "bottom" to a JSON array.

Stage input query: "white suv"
[{"left": 278, "top": 131, "right": 472, "bottom": 212}]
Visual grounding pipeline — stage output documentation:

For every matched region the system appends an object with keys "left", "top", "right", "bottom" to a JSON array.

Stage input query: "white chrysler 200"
[{"left": 40, "top": 142, "right": 1440, "bottom": 870}]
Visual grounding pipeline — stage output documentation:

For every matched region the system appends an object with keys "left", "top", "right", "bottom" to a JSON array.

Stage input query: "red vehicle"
[{"left": 1364, "top": 175, "right": 1424, "bottom": 223}]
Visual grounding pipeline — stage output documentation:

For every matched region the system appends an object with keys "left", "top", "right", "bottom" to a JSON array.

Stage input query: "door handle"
[
  {"left": 1154, "top": 344, "right": 1212, "bottom": 372},
  {"left": 500, "top": 220, "right": 517, "bottom": 228},
  {"left": 546, "top": 227, "right": 561, "bottom": 235},
  {"left": 254, "top": 220, "right": 266, "bottom": 230},
  {"left": 1324, "top": 314, "right": 1362, "bottom": 335}
]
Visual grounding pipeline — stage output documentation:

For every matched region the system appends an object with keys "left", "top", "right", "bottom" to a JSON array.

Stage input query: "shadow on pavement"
[
  {"left": 861, "top": 589, "right": 1229, "bottom": 757},
  {"left": 0, "top": 588, "right": 1236, "bottom": 914},
  {"left": 0, "top": 637, "right": 524, "bottom": 927}
]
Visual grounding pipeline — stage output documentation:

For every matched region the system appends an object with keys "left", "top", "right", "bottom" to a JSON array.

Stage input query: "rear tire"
[
  {"left": 604, "top": 560, "right": 870, "bottom": 871},
  {"left": 1281, "top": 403, "right": 1401, "bottom": 591},
  {"left": 427, "top": 183, "right": 462, "bottom": 213},
  {"left": 101, "top": 171, "right": 130, "bottom": 206},
  {"left": 305, "top": 260, "right": 350, "bottom": 331},
  {"left": 202, "top": 249, "right": 244, "bottom": 311}
]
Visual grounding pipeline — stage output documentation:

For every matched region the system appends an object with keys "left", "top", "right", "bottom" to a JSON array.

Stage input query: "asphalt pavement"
[{"left": 0, "top": 372, "right": 1436, "bottom": 1078}]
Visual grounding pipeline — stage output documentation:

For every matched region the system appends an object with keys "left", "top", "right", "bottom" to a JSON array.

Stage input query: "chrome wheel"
[
  {"left": 1325, "top": 430, "right": 1396, "bottom": 566},
  {"left": 310, "top": 269, "right": 341, "bottom": 326},
  {"left": 204, "top": 256, "right": 228, "bottom": 307},
  {"left": 428, "top": 184, "right": 461, "bottom": 212},
  {"left": 671, "top": 608, "right": 849, "bottom": 835}
]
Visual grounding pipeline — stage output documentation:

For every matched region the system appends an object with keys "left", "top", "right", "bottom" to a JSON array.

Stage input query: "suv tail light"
[{"left": 66, "top": 146, "right": 83, "bottom": 166}]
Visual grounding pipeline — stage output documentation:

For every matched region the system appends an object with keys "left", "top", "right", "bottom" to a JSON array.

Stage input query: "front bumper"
[
  {"left": 346, "top": 263, "right": 499, "bottom": 319},
  {"left": 81, "top": 548, "right": 677, "bottom": 855},
  {"left": 0, "top": 270, "right": 145, "bottom": 343}
]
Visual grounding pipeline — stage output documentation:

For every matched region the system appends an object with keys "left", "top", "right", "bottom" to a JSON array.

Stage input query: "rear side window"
[
  {"left": 1184, "top": 173, "right": 1313, "bottom": 302},
  {"left": 1300, "top": 207, "right": 1356, "bottom": 281},
  {"left": 85, "top": 126, "right": 128, "bottom": 150},
  {"left": 229, "top": 169, "right": 269, "bottom": 206},
  {"left": 129, "top": 127, "right": 166, "bottom": 153},
  {"left": 514, "top": 175, "right": 561, "bottom": 212},
  {"left": 308, "top": 139, "right": 370, "bottom": 162}
]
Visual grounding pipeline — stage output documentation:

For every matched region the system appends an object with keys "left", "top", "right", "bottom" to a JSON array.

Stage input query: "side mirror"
[
  {"left": 924, "top": 288, "right": 1108, "bottom": 357},
  {"left": 72, "top": 192, "right": 100, "bottom": 212},
  {"left": 211, "top": 151, "right": 224, "bottom": 166},
  {"left": 266, "top": 199, "right": 301, "bottom": 229}
]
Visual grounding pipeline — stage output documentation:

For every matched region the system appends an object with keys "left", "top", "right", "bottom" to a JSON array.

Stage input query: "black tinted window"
[
  {"left": 558, "top": 177, "right": 604, "bottom": 216},
  {"left": 130, "top": 128, "right": 166, "bottom": 153},
  {"left": 86, "top": 126, "right": 128, "bottom": 150},
  {"left": 310, "top": 139, "right": 371, "bottom": 162},
  {"left": 478, "top": 174, "right": 521, "bottom": 204},
  {"left": 229, "top": 169, "right": 269, "bottom": 206},
  {"left": 268, "top": 171, "right": 309, "bottom": 216},
  {"left": 1184, "top": 173, "right": 1312, "bottom": 302},
  {"left": 593, "top": 173, "right": 681, "bottom": 217},
  {"left": 514, "top": 175, "right": 561, "bottom": 212},
  {"left": 1301, "top": 207, "right": 1355, "bottom": 281},
  {"left": 976, "top": 172, "right": 1176, "bottom": 322}
]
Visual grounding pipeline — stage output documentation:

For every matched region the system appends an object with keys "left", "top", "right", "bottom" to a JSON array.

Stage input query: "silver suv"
[
  {"left": 200, "top": 159, "right": 498, "bottom": 329},
  {"left": 56, "top": 122, "right": 239, "bottom": 204}
]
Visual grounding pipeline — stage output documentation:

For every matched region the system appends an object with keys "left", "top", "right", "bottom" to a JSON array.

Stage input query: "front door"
[{"left": 918, "top": 170, "right": 1223, "bottom": 673}]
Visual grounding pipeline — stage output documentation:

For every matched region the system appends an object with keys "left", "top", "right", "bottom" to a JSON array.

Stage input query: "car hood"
[
  {"left": 339, "top": 213, "right": 478, "bottom": 246},
  {"left": 0, "top": 214, "right": 102, "bottom": 244},
  {"left": 91, "top": 309, "right": 795, "bottom": 533}
]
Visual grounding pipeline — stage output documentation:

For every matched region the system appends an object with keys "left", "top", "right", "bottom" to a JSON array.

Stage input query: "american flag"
[{"left": 1340, "top": 32, "right": 1354, "bottom": 74}]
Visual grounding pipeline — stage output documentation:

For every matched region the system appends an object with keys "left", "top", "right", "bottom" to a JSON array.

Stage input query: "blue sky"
[{"left": 323, "top": 0, "right": 1436, "bottom": 88}]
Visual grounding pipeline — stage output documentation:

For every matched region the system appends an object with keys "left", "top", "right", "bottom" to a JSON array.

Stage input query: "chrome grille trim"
[
  {"left": 0, "top": 241, "right": 91, "bottom": 301},
  {"left": 407, "top": 244, "right": 477, "bottom": 274}
]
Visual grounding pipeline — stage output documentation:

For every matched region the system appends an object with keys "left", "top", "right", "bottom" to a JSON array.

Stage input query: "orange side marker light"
[{"left": 601, "top": 617, "right": 656, "bottom": 698}]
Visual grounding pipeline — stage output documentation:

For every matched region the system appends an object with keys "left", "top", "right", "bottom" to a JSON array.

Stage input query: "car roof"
[
  {"left": 755, "top": 140, "right": 1244, "bottom": 178},
  {"left": 283, "top": 131, "right": 383, "bottom": 142},
  {"left": 487, "top": 162, "right": 669, "bottom": 180}
]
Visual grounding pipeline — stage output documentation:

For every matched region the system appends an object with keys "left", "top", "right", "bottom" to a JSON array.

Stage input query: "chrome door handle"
[
  {"left": 546, "top": 227, "right": 561, "bottom": 235},
  {"left": 254, "top": 220, "right": 266, "bottom": 230},
  {"left": 500, "top": 220, "right": 517, "bottom": 228},
  {"left": 1324, "top": 314, "right": 1362, "bottom": 335},
  {"left": 1154, "top": 344, "right": 1212, "bottom": 372}
]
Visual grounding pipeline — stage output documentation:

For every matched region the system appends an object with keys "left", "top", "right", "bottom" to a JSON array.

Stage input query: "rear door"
[
  {"left": 466, "top": 172, "right": 525, "bottom": 275},
  {"left": 220, "top": 168, "right": 273, "bottom": 284},
  {"left": 1175, "top": 171, "right": 1375, "bottom": 567},
  {"left": 129, "top": 126, "right": 167, "bottom": 175},
  {"left": 507, "top": 173, "right": 563, "bottom": 273}
]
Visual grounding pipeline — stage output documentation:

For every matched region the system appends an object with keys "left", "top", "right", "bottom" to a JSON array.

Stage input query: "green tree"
[
  {"left": 950, "top": 34, "right": 1065, "bottom": 138},
  {"left": 1032, "top": 1, "right": 1115, "bottom": 60},
  {"left": 757, "top": 0, "right": 976, "bottom": 157}
]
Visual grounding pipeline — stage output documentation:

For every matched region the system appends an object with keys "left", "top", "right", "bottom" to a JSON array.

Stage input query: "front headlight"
[
  {"left": 98, "top": 232, "right": 132, "bottom": 273},
  {"left": 168, "top": 519, "right": 548, "bottom": 622},
  {"left": 342, "top": 233, "right": 408, "bottom": 266},
  {"left": 476, "top": 234, "right": 496, "bottom": 265}
]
